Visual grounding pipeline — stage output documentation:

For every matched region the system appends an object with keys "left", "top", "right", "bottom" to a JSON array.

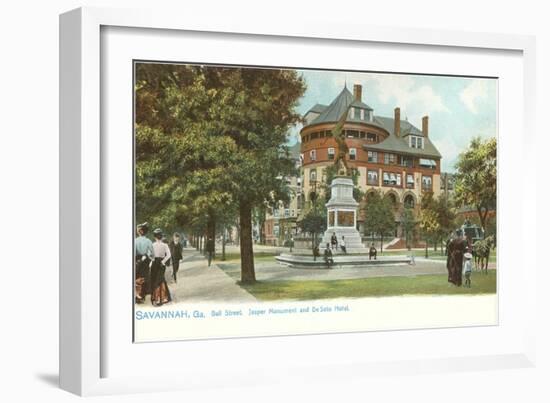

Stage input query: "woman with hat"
[
  {"left": 150, "top": 228, "right": 172, "bottom": 306},
  {"left": 135, "top": 222, "right": 153, "bottom": 303}
]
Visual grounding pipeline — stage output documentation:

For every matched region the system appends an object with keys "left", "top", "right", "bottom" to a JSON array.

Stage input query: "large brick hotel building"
[{"left": 300, "top": 84, "right": 443, "bottom": 236}]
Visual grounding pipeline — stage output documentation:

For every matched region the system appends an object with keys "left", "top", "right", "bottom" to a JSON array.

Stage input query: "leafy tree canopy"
[{"left": 454, "top": 136, "right": 496, "bottom": 233}]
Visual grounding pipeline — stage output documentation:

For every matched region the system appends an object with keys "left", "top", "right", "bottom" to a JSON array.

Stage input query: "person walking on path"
[
  {"left": 324, "top": 243, "right": 334, "bottom": 269},
  {"left": 168, "top": 232, "right": 183, "bottom": 283},
  {"left": 369, "top": 243, "right": 377, "bottom": 260},
  {"left": 408, "top": 247, "right": 416, "bottom": 266},
  {"left": 150, "top": 228, "right": 172, "bottom": 306},
  {"left": 135, "top": 222, "right": 153, "bottom": 304},
  {"left": 205, "top": 236, "right": 215, "bottom": 267},
  {"left": 463, "top": 251, "right": 473, "bottom": 288}
]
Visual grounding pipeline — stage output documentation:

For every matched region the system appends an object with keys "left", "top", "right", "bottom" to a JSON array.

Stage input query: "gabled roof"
[
  {"left": 374, "top": 116, "right": 423, "bottom": 137},
  {"left": 309, "top": 86, "right": 374, "bottom": 126},
  {"left": 306, "top": 103, "right": 327, "bottom": 114},
  {"left": 310, "top": 87, "right": 354, "bottom": 125},
  {"left": 350, "top": 99, "right": 373, "bottom": 110},
  {"left": 363, "top": 135, "right": 441, "bottom": 159},
  {"left": 302, "top": 85, "right": 442, "bottom": 159}
]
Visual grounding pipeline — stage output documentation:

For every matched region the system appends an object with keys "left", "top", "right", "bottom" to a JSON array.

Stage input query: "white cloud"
[
  {"left": 287, "top": 123, "right": 302, "bottom": 144},
  {"left": 460, "top": 80, "right": 489, "bottom": 114},
  {"left": 370, "top": 75, "right": 448, "bottom": 113},
  {"left": 329, "top": 73, "right": 449, "bottom": 125}
]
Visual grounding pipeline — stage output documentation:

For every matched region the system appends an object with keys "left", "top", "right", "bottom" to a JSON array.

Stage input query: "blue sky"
[{"left": 288, "top": 69, "right": 497, "bottom": 173}]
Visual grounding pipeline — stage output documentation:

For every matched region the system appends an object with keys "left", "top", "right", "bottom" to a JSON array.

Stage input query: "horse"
[
  {"left": 472, "top": 235, "right": 495, "bottom": 275},
  {"left": 446, "top": 237, "right": 468, "bottom": 286}
]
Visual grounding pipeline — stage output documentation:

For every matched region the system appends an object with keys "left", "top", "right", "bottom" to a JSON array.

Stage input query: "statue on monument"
[{"left": 332, "top": 105, "right": 351, "bottom": 177}]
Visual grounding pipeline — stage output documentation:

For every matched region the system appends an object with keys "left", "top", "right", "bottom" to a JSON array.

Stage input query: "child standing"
[{"left": 463, "top": 251, "right": 473, "bottom": 288}]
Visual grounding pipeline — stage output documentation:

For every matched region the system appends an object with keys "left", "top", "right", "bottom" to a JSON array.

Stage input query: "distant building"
[
  {"left": 440, "top": 172, "right": 455, "bottom": 199},
  {"left": 263, "top": 143, "right": 303, "bottom": 246},
  {"left": 300, "top": 84, "right": 443, "bottom": 237}
]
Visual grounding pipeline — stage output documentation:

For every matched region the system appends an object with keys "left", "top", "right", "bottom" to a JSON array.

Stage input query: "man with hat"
[
  {"left": 135, "top": 222, "right": 154, "bottom": 303},
  {"left": 168, "top": 232, "right": 183, "bottom": 283}
]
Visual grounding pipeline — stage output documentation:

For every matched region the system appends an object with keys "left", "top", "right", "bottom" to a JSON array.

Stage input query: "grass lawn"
[{"left": 238, "top": 270, "right": 497, "bottom": 301}]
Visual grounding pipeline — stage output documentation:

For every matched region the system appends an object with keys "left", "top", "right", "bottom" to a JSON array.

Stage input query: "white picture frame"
[{"left": 59, "top": 6, "right": 537, "bottom": 396}]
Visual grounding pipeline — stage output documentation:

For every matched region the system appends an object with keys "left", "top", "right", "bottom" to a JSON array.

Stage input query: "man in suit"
[
  {"left": 205, "top": 236, "right": 215, "bottom": 267},
  {"left": 168, "top": 232, "right": 183, "bottom": 283}
]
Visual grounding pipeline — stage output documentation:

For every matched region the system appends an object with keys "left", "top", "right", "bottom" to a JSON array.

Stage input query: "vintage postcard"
[{"left": 133, "top": 62, "right": 497, "bottom": 342}]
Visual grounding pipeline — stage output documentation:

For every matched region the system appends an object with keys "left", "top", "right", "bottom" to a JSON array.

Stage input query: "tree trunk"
[
  {"left": 235, "top": 218, "right": 241, "bottom": 247},
  {"left": 207, "top": 213, "right": 216, "bottom": 259},
  {"left": 259, "top": 211, "right": 266, "bottom": 245},
  {"left": 477, "top": 205, "right": 488, "bottom": 235},
  {"left": 380, "top": 234, "right": 383, "bottom": 254},
  {"left": 239, "top": 201, "right": 256, "bottom": 284},
  {"left": 222, "top": 226, "right": 226, "bottom": 261},
  {"left": 425, "top": 238, "right": 429, "bottom": 258}
]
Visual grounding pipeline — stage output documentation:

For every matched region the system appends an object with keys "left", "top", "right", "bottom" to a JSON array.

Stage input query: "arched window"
[
  {"left": 297, "top": 194, "right": 304, "bottom": 209},
  {"left": 404, "top": 194, "right": 415, "bottom": 208},
  {"left": 385, "top": 192, "right": 398, "bottom": 207},
  {"left": 365, "top": 191, "right": 377, "bottom": 202}
]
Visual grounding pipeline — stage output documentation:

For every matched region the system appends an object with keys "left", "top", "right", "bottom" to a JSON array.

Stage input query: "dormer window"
[
  {"left": 360, "top": 109, "right": 365, "bottom": 120},
  {"left": 410, "top": 136, "right": 424, "bottom": 149},
  {"left": 350, "top": 107, "right": 356, "bottom": 119}
]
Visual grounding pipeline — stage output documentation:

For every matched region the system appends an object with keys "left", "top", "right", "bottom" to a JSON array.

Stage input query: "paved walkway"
[{"left": 160, "top": 250, "right": 257, "bottom": 304}]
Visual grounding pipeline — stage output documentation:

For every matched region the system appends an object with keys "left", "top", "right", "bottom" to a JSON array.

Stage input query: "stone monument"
[{"left": 320, "top": 176, "right": 366, "bottom": 253}]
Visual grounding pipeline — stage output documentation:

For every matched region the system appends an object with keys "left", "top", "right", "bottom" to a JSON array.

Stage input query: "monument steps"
[{"left": 276, "top": 253, "right": 411, "bottom": 268}]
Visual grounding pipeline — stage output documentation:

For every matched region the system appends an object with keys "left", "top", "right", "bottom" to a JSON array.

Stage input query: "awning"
[{"left": 419, "top": 159, "right": 437, "bottom": 167}]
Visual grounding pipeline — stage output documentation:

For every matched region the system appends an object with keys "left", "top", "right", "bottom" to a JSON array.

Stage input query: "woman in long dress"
[
  {"left": 150, "top": 228, "right": 172, "bottom": 306},
  {"left": 135, "top": 222, "right": 153, "bottom": 303}
]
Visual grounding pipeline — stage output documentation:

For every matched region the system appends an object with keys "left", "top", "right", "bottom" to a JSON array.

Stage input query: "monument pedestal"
[{"left": 320, "top": 176, "right": 366, "bottom": 253}]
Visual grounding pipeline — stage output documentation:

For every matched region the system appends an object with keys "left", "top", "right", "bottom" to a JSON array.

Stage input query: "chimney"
[
  {"left": 353, "top": 84, "right": 362, "bottom": 102},
  {"left": 422, "top": 115, "right": 429, "bottom": 137},
  {"left": 394, "top": 107, "right": 401, "bottom": 137}
]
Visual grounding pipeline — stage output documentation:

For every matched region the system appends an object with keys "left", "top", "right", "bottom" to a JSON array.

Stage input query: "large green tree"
[
  {"left": 363, "top": 191, "right": 396, "bottom": 252},
  {"left": 433, "top": 194, "right": 457, "bottom": 250},
  {"left": 400, "top": 207, "right": 416, "bottom": 249},
  {"left": 299, "top": 198, "right": 327, "bottom": 257},
  {"left": 419, "top": 207, "right": 440, "bottom": 258},
  {"left": 454, "top": 136, "right": 497, "bottom": 234},
  {"left": 135, "top": 64, "right": 305, "bottom": 284},
  {"left": 135, "top": 64, "right": 237, "bottom": 238}
]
